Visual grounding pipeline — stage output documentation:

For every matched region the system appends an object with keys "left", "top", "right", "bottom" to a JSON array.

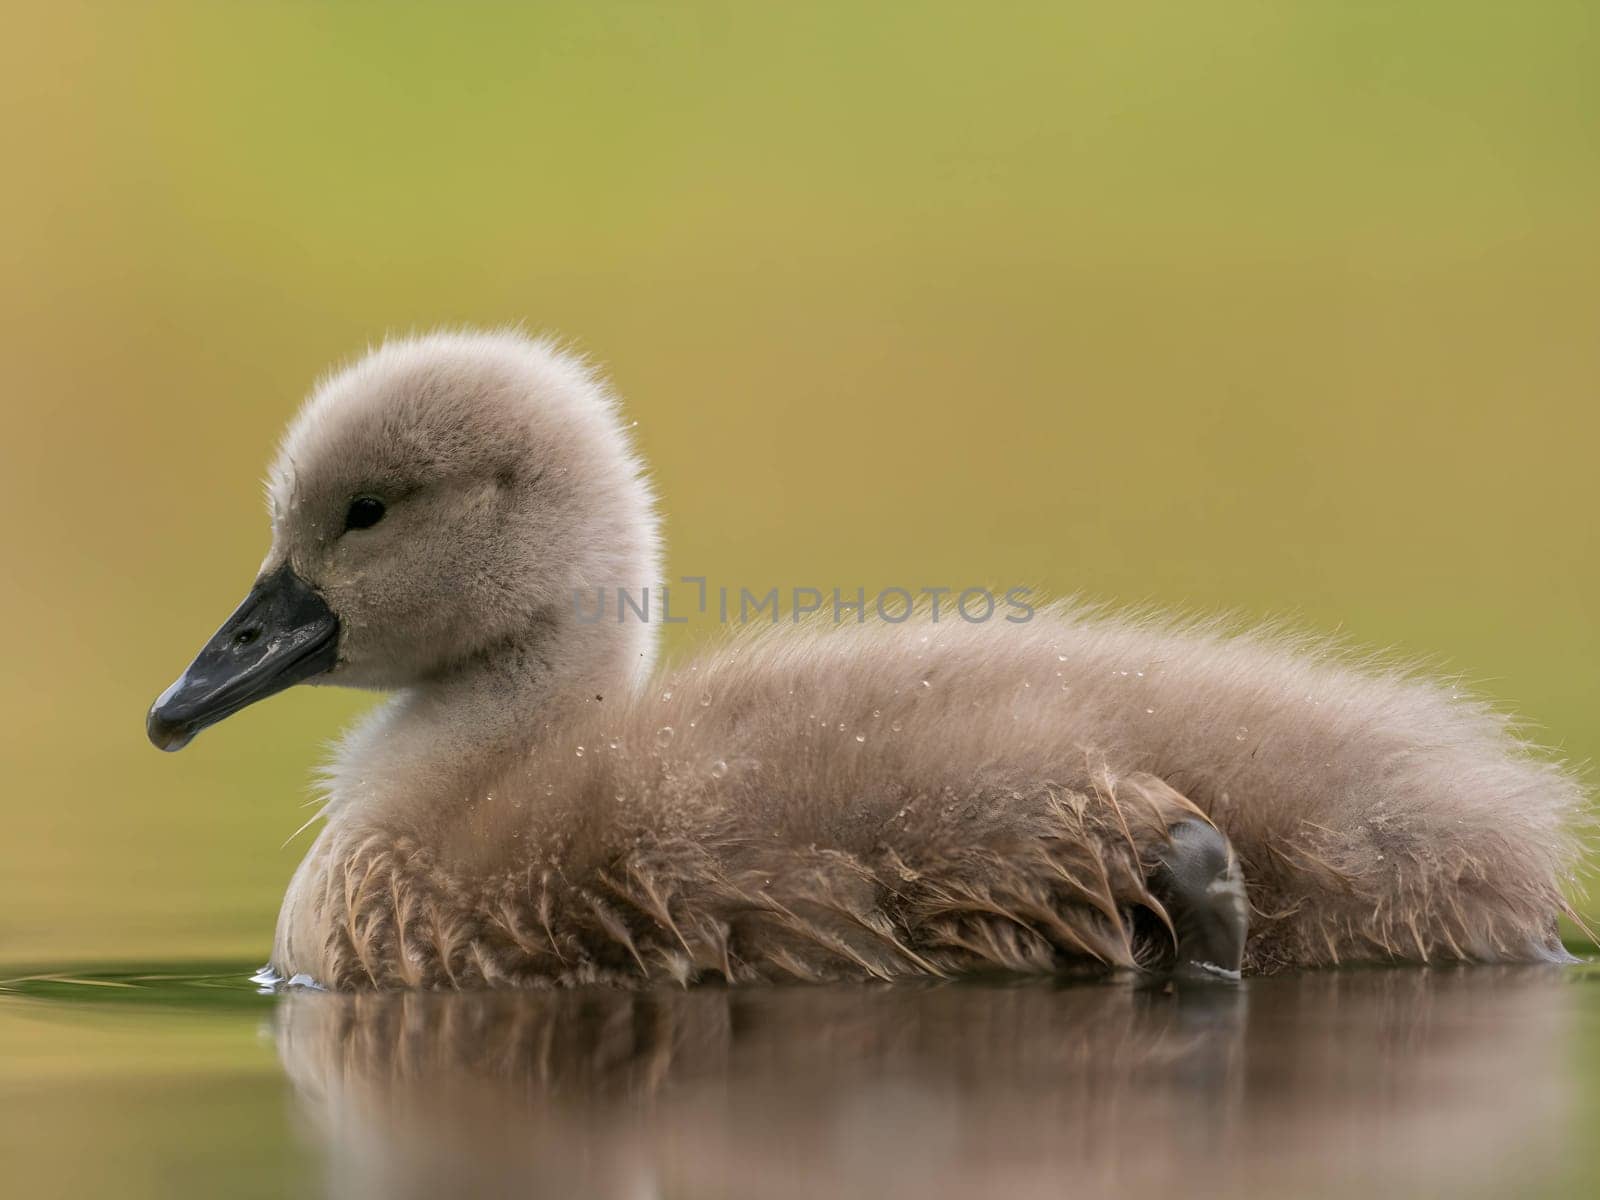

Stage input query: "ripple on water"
[{"left": 0, "top": 961, "right": 276, "bottom": 1007}]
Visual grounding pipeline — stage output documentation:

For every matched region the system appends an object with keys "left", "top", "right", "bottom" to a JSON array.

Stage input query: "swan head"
[{"left": 148, "top": 330, "right": 660, "bottom": 751}]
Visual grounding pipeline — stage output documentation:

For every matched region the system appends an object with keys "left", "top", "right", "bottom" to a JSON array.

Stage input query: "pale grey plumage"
[{"left": 240, "top": 329, "right": 1587, "bottom": 988}]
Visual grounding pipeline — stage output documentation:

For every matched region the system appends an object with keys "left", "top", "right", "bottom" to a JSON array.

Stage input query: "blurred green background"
[{"left": 2, "top": 0, "right": 1597, "bottom": 965}]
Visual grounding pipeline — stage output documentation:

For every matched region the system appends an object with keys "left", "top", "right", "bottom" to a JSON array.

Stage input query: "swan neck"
[{"left": 326, "top": 610, "right": 648, "bottom": 818}]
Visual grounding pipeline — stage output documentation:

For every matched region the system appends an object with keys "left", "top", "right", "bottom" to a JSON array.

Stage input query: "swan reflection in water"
[{"left": 273, "top": 969, "right": 1581, "bottom": 1199}]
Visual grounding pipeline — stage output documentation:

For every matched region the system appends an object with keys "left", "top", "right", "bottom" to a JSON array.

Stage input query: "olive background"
[{"left": 3, "top": 2, "right": 1597, "bottom": 964}]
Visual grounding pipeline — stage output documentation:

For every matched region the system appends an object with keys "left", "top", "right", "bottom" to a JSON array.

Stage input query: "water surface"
[{"left": 2, "top": 964, "right": 1595, "bottom": 1198}]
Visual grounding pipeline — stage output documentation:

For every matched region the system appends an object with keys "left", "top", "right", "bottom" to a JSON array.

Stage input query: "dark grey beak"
[{"left": 147, "top": 564, "right": 340, "bottom": 752}]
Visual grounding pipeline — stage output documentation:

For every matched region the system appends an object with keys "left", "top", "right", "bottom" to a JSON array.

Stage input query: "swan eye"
[{"left": 344, "top": 496, "right": 386, "bottom": 531}]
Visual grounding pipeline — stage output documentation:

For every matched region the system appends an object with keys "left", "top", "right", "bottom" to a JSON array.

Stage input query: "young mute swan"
[{"left": 147, "top": 331, "right": 1586, "bottom": 988}]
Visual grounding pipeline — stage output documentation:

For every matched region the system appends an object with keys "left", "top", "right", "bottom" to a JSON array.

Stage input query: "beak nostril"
[{"left": 145, "top": 563, "right": 338, "bottom": 752}]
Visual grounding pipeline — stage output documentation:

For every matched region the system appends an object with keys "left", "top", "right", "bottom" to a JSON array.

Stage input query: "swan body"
[{"left": 149, "top": 330, "right": 1585, "bottom": 988}]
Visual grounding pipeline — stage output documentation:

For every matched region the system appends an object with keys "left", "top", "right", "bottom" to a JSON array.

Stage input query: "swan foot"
[{"left": 1149, "top": 819, "right": 1248, "bottom": 980}]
